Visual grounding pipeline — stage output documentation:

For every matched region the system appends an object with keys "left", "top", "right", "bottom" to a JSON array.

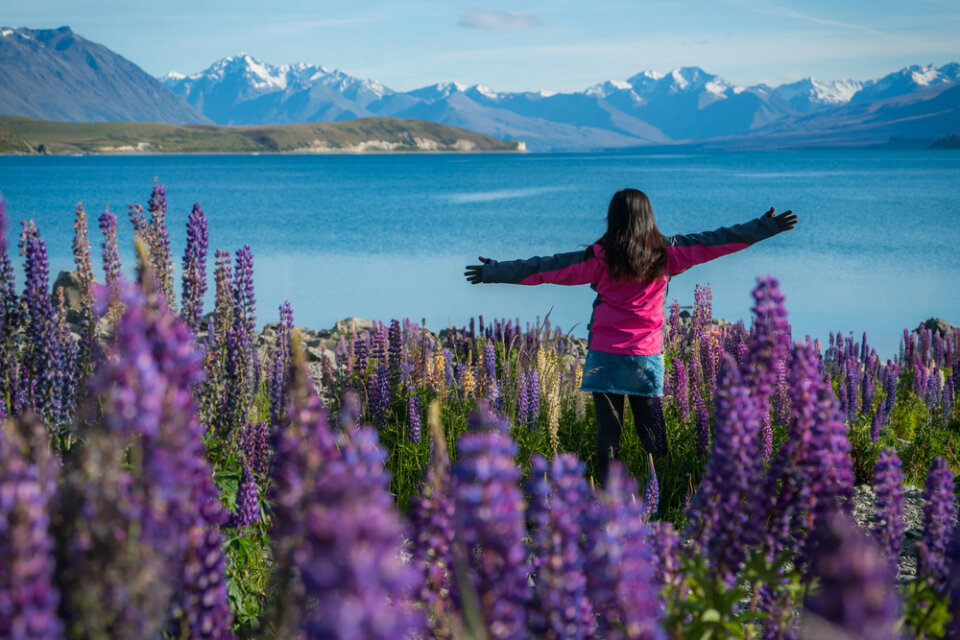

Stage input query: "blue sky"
[{"left": 6, "top": 0, "right": 959, "bottom": 91}]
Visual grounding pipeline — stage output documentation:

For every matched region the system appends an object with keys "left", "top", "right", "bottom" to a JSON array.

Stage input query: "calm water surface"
[{"left": 1, "top": 149, "right": 958, "bottom": 358}]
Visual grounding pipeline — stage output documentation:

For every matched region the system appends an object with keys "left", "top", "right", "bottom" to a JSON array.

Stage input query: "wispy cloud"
[
  {"left": 456, "top": 7, "right": 543, "bottom": 31},
  {"left": 768, "top": 6, "right": 885, "bottom": 35}
]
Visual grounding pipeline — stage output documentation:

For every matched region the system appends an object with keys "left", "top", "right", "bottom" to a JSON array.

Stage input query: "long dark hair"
[{"left": 597, "top": 188, "right": 666, "bottom": 282}]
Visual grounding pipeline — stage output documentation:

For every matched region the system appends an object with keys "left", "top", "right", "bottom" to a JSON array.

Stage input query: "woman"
[{"left": 464, "top": 188, "right": 797, "bottom": 484}]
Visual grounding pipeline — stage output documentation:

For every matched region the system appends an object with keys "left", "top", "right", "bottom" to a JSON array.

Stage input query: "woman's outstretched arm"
[
  {"left": 665, "top": 207, "right": 796, "bottom": 275},
  {"left": 464, "top": 248, "right": 602, "bottom": 286}
]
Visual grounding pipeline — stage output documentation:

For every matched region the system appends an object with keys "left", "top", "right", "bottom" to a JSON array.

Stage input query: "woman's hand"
[
  {"left": 464, "top": 256, "right": 492, "bottom": 284},
  {"left": 764, "top": 206, "right": 798, "bottom": 232}
]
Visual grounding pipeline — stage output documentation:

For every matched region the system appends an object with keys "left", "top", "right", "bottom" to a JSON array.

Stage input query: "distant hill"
[
  {"left": 0, "top": 26, "right": 208, "bottom": 124},
  {"left": 932, "top": 133, "right": 960, "bottom": 149},
  {"left": 0, "top": 115, "right": 524, "bottom": 154}
]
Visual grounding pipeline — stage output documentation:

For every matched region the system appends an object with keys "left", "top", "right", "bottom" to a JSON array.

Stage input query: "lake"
[{"left": 1, "top": 149, "right": 958, "bottom": 359}]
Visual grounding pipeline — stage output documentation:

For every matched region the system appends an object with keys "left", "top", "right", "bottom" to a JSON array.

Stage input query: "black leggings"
[{"left": 593, "top": 393, "right": 664, "bottom": 485}]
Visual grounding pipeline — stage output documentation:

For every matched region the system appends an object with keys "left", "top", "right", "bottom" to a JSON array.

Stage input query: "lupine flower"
[
  {"left": 527, "top": 368, "right": 541, "bottom": 428},
  {"left": 452, "top": 404, "right": 530, "bottom": 639},
  {"left": 409, "top": 411, "right": 456, "bottom": 636},
  {"left": 181, "top": 203, "right": 208, "bottom": 333},
  {"left": 353, "top": 333, "right": 368, "bottom": 374},
  {"left": 640, "top": 459, "right": 660, "bottom": 523},
  {"left": 72, "top": 202, "right": 96, "bottom": 383},
  {"left": 759, "top": 411, "right": 773, "bottom": 463},
  {"left": 239, "top": 421, "right": 270, "bottom": 479},
  {"left": 529, "top": 454, "right": 595, "bottom": 639},
  {"left": 0, "top": 199, "right": 18, "bottom": 408},
  {"left": 229, "top": 463, "right": 260, "bottom": 529},
  {"left": 0, "top": 421, "right": 64, "bottom": 640},
  {"left": 742, "top": 277, "right": 791, "bottom": 414},
  {"left": 18, "top": 221, "right": 64, "bottom": 425},
  {"left": 484, "top": 341, "right": 499, "bottom": 405},
  {"left": 803, "top": 509, "right": 901, "bottom": 640},
  {"left": 686, "top": 355, "right": 765, "bottom": 579},
  {"left": 408, "top": 394, "right": 422, "bottom": 443},
  {"left": 917, "top": 456, "right": 956, "bottom": 594},
  {"left": 650, "top": 396, "right": 668, "bottom": 456},
  {"left": 673, "top": 359, "right": 689, "bottom": 420},
  {"left": 269, "top": 301, "right": 294, "bottom": 427},
  {"left": 182, "top": 513, "right": 235, "bottom": 640},
  {"left": 388, "top": 319, "right": 402, "bottom": 389},
  {"left": 873, "top": 448, "right": 905, "bottom": 568},
  {"left": 212, "top": 249, "right": 232, "bottom": 346},
  {"left": 145, "top": 183, "right": 176, "bottom": 308},
  {"left": 516, "top": 370, "right": 529, "bottom": 427}
]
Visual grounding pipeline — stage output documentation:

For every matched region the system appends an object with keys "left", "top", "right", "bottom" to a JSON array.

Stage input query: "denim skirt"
[{"left": 579, "top": 349, "right": 664, "bottom": 397}]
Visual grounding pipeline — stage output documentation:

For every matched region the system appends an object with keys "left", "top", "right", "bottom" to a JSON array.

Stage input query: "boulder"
[
  {"left": 51, "top": 270, "right": 87, "bottom": 323},
  {"left": 916, "top": 317, "right": 956, "bottom": 336}
]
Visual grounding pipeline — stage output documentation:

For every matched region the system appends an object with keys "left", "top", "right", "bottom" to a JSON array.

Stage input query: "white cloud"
[{"left": 456, "top": 7, "right": 543, "bottom": 31}]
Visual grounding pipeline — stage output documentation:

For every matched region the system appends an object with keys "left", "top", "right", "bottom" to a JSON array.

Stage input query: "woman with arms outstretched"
[{"left": 464, "top": 188, "right": 797, "bottom": 485}]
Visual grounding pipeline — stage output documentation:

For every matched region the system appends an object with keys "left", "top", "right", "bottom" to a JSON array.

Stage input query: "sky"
[{"left": 5, "top": 0, "right": 960, "bottom": 92}]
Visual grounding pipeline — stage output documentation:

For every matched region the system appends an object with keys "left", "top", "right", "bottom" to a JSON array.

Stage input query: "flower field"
[{"left": 1, "top": 184, "right": 959, "bottom": 640}]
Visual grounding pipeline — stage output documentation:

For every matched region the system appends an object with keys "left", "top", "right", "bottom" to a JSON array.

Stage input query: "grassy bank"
[{"left": 0, "top": 115, "right": 525, "bottom": 154}]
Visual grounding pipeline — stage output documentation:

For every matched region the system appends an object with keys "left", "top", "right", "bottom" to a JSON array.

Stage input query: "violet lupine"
[
  {"left": 0, "top": 423, "right": 64, "bottom": 640},
  {"left": 542, "top": 454, "right": 596, "bottom": 639},
  {"left": 695, "top": 393, "right": 710, "bottom": 456},
  {"left": 673, "top": 359, "right": 689, "bottom": 420},
  {"left": 643, "top": 457, "right": 659, "bottom": 521},
  {"left": 527, "top": 368, "right": 540, "bottom": 427},
  {"left": 803, "top": 509, "right": 901, "bottom": 640},
  {"left": 239, "top": 420, "right": 270, "bottom": 479},
  {"left": 375, "top": 363, "right": 391, "bottom": 424},
  {"left": 484, "top": 341, "right": 500, "bottom": 405},
  {"left": 870, "top": 407, "right": 885, "bottom": 442},
  {"left": 181, "top": 203, "right": 208, "bottom": 333},
  {"left": 19, "top": 220, "right": 64, "bottom": 425},
  {"left": 685, "top": 355, "right": 766, "bottom": 579},
  {"left": 759, "top": 411, "right": 773, "bottom": 463},
  {"left": 388, "top": 318, "right": 402, "bottom": 389},
  {"left": 583, "top": 461, "right": 665, "bottom": 640},
  {"left": 742, "top": 277, "right": 791, "bottom": 417},
  {"left": 917, "top": 456, "right": 956, "bottom": 594},
  {"left": 0, "top": 199, "right": 18, "bottom": 410},
  {"left": 211, "top": 249, "right": 232, "bottom": 347},
  {"left": 354, "top": 334, "right": 368, "bottom": 374},
  {"left": 409, "top": 419, "right": 456, "bottom": 636},
  {"left": 452, "top": 404, "right": 530, "bottom": 639},
  {"left": 873, "top": 448, "right": 905, "bottom": 568},
  {"left": 229, "top": 463, "right": 260, "bottom": 529},
  {"left": 650, "top": 396, "right": 668, "bottom": 456},
  {"left": 516, "top": 370, "right": 529, "bottom": 428},
  {"left": 72, "top": 202, "right": 96, "bottom": 383},
  {"left": 408, "top": 394, "right": 422, "bottom": 443},
  {"left": 269, "top": 301, "right": 294, "bottom": 427},
  {"left": 145, "top": 184, "right": 176, "bottom": 309},
  {"left": 232, "top": 244, "right": 256, "bottom": 388},
  {"left": 182, "top": 512, "right": 234, "bottom": 640},
  {"left": 525, "top": 455, "right": 552, "bottom": 635}
]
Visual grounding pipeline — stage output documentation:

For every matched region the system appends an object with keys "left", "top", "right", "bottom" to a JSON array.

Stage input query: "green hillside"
[{"left": 0, "top": 116, "right": 525, "bottom": 154}]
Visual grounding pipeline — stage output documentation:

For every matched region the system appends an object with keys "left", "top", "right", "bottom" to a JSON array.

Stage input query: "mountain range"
[{"left": 2, "top": 26, "right": 959, "bottom": 151}]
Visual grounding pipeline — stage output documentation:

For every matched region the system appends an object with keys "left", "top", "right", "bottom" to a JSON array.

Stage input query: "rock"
[
  {"left": 51, "top": 270, "right": 88, "bottom": 324},
  {"left": 916, "top": 317, "right": 957, "bottom": 336},
  {"left": 334, "top": 317, "right": 377, "bottom": 334}
]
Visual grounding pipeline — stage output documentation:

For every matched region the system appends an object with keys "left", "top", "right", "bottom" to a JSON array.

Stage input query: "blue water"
[{"left": 1, "top": 150, "right": 958, "bottom": 359}]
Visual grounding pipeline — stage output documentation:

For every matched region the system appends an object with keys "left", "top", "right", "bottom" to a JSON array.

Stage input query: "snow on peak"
[
  {"left": 584, "top": 80, "right": 631, "bottom": 97},
  {"left": 473, "top": 84, "right": 499, "bottom": 99},
  {"left": 162, "top": 71, "right": 186, "bottom": 82},
  {"left": 910, "top": 64, "right": 939, "bottom": 86},
  {"left": 0, "top": 28, "right": 14, "bottom": 37}
]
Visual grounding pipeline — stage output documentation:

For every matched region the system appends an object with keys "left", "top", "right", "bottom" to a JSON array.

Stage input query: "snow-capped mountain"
[
  {"left": 772, "top": 78, "right": 864, "bottom": 113},
  {"left": 851, "top": 63, "right": 960, "bottom": 103}
]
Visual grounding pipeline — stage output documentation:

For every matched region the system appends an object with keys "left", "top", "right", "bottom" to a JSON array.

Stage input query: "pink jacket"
[{"left": 481, "top": 215, "right": 782, "bottom": 355}]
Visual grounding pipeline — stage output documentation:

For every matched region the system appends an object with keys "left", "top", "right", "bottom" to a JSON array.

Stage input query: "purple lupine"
[
  {"left": 845, "top": 356, "right": 861, "bottom": 423},
  {"left": 484, "top": 341, "right": 500, "bottom": 405},
  {"left": 803, "top": 509, "right": 901, "bottom": 640},
  {"left": 409, "top": 420, "right": 456, "bottom": 636},
  {"left": 673, "top": 359, "right": 689, "bottom": 420},
  {"left": 146, "top": 183, "right": 176, "bottom": 308},
  {"left": 516, "top": 370, "right": 529, "bottom": 428},
  {"left": 0, "top": 422, "right": 64, "bottom": 640},
  {"left": 759, "top": 411, "right": 773, "bottom": 463},
  {"left": 181, "top": 203, "right": 208, "bottom": 333},
  {"left": 182, "top": 515, "right": 234, "bottom": 640},
  {"left": 686, "top": 355, "right": 765, "bottom": 579},
  {"left": 695, "top": 393, "right": 710, "bottom": 456},
  {"left": 643, "top": 456, "right": 659, "bottom": 521},
  {"left": 692, "top": 283, "right": 712, "bottom": 340},
  {"left": 18, "top": 221, "right": 64, "bottom": 425},
  {"left": 667, "top": 299, "right": 682, "bottom": 348},
  {"left": 353, "top": 333, "right": 368, "bottom": 374},
  {"left": 452, "top": 404, "right": 530, "bottom": 639},
  {"left": 873, "top": 448, "right": 905, "bottom": 568},
  {"left": 239, "top": 421, "right": 270, "bottom": 479},
  {"left": 870, "top": 407, "right": 885, "bottom": 442},
  {"left": 741, "top": 277, "right": 791, "bottom": 417},
  {"left": 269, "top": 301, "right": 294, "bottom": 427},
  {"left": 212, "top": 249, "right": 232, "bottom": 344},
  {"left": 221, "top": 246, "right": 256, "bottom": 434},
  {"left": 375, "top": 363, "right": 391, "bottom": 425},
  {"left": 388, "top": 319, "right": 402, "bottom": 389},
  {"left": 917, "top": 456, "right": 956, "bottom": 594},
  {"left": 772, "top": 357, "right": 790, "bottom": 426},
  {"left": 583, "top": 461, "right": 665, "bottom": 640},
  {"left": 232, "top": 244, "right": 256, "bottom": 384},
  {"left": 527, "top": 368, "right": 540, "bottom": 428},
  {"left": 408, "top": 394, "right": 422, "bottom": 443},
  {"left": 0, "top": 199, "right": 19, "bottom": 410},
  {"left": 72, "top": 202, "right": 96, "bottom": 383},
  {"left": 229, "top": 463, "right": 260, "bottom": 529},
  {"left": 527, "top": 454, "right": 595, "bottom": 639}
]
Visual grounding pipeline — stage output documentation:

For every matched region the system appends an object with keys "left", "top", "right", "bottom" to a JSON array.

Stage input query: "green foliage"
[{"left": 903, "top": 579, "right": 951, "bottom": 639}]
